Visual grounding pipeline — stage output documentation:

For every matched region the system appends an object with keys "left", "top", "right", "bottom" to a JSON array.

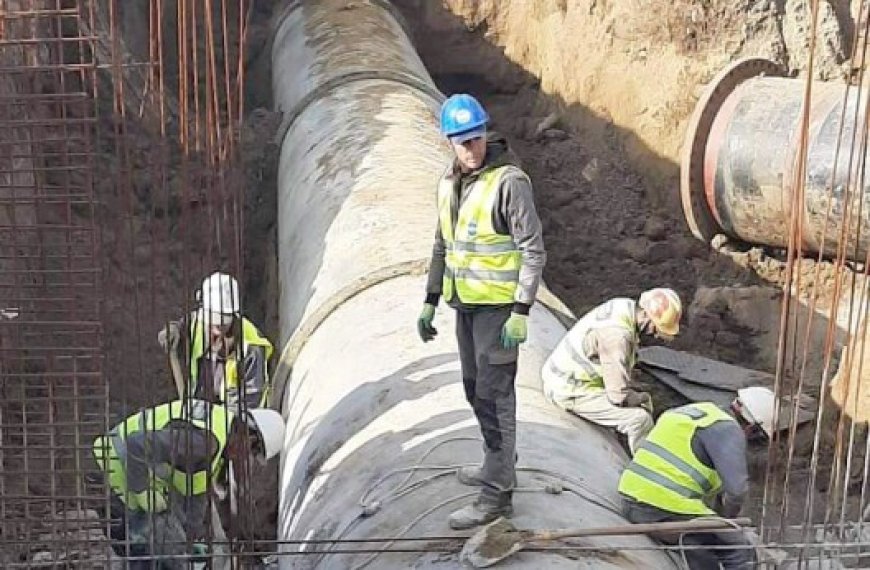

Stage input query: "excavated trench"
[
  {"left": 23, "top": 0, "right": 847, "bottom": 565},
  {"left": 250, "top": 2, "right": 861, "bottom": 569},
  {"left": 413, "top": 2, "right": 870, "bottom": 530},
  {"left": 46, "top": 0, "right": 851, "bottom": 564},
  {"left": 12, "top": 0, "right": 842, "bottom": 567}
]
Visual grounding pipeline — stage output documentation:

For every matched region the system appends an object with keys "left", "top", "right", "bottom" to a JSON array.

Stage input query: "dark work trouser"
[
  {"left": 455, "top": 306, "right": 517, "bottom": 507},
  {"left": 623, "top": 499, "right": 756, "bottom": 570}
]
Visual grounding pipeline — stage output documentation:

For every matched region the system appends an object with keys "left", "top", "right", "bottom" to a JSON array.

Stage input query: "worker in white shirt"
[{"left": 542, "top": 288, "right": 682, "bottom": 453}]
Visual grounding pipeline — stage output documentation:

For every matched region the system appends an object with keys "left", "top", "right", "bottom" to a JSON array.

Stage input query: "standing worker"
[
  {"left": 542, "top": 289, "right": 682, "bottom": 454},
  {"left": 417, "top": 93, "right": 546, "bottom": 530},
  {"left": 159, "top": 272, "right": 273, "bottom": 412},
  {"left": 618, "top": 387, "right": 776, "bottom": 569},
  {"left": 92, "top": 398, "right": 286, "bottom": 568}
]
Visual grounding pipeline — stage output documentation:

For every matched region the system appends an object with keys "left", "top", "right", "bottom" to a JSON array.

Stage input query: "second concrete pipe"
[{"left": 683, "top": 58, "right": 870, "bottom": 261}]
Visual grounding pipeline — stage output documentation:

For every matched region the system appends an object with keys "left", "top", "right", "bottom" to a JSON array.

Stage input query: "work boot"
[{"left": 448, "top": 500, "right": 513, "bottom": 530}]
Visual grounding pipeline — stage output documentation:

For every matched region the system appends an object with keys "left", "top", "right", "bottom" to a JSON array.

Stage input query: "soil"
[{"left": 396, "top": 0, "right": 854, "bottom": 207}]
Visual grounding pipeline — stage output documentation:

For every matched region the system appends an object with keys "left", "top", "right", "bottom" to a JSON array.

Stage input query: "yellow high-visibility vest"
[
  {"left": 544, "top": 298, "right": 638, "bottom": 394},
  {"left": 93, "top": 400, "right": 232, "bottom": 512},
  {"left": 618, "top": 402, "right": 734, "bottom": 515},
  {"left": 189, "top": 315, "right": 273, "bottom": 406},
  {"left": 437, "top": 165, "right": 522, "bottom": 305}
]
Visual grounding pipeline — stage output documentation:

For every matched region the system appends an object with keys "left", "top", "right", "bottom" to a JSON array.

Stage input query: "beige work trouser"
[{"left": 545, "top": 381, "right": 653, "bottom": 454}]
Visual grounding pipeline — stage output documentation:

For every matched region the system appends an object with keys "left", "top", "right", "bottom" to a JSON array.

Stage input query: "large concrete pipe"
[
  {"left": 270, "top": 1, "right": 677, "bottom": 568},
  {"left": 682, "top": 58, "right": 870, "bottom": 260}
]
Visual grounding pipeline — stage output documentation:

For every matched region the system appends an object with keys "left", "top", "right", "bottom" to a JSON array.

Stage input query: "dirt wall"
[{"left": 398, "top": 0, "right": 854, "bottom": 209}]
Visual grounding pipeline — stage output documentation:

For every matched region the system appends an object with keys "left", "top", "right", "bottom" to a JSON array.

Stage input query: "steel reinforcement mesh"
[
  {"left": 0, "top": 0, "right": 108, "bottom": 566},
  {"left": 0, "top": 0, "right": 251, "bottom": 566}
]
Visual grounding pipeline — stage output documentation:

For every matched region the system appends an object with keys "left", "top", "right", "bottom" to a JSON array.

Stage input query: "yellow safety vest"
[
  {"left": 437, "top": 165, "right": 522, "bottom": 305},
  {"left": 189, "top": 315, "right": 274, "bottom": 406},
  {"left": 92, "top": 400, "right": 233, "bottom": 512},
  {"left": 618, "top": 402, "right": 734, "bottom": 515},
  {"left": 544, "top": 298, "right": 638, "bottom": 393}
]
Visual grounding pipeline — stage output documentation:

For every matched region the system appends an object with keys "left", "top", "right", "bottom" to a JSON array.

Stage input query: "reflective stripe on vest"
[
  {"left": 437, "top": 165, "right": 522, "bottom": 305},
  {"left": 618, "top": 402, "right": 733, "bottom": 515},
  {"left": 92, "top": 400, "right": 233, "bottom": 510},
  {"left": 544, "top": 298, "right": 637, "bottom": 392},
  {"left": 189, "top": 314, "right": 274, "bottom": 405}
]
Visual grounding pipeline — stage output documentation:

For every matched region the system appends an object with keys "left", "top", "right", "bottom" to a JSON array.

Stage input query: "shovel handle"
[
  {"left": 530, "top": 517, "right": 752, "bottom": 543},
  {"left": 168, "top": 345, "right": 186, "bottom": 400}
]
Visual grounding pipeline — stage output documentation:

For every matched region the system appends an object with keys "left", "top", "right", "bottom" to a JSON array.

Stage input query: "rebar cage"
[{"left": 0, "top": 0, "right": 253, "bottom": 566}]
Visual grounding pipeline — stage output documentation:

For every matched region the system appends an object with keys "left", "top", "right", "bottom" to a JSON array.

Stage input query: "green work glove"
[
  {"left": 500, "top": 313, "right": 528, "bottom": 349},
  {"left": 417, "top": 303, "right": 437, "bottom": 342}
]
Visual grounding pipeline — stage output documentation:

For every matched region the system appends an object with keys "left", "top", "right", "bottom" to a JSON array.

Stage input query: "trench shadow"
[{"left": 389, "top": 0, "right": 744, "bottom": 305}]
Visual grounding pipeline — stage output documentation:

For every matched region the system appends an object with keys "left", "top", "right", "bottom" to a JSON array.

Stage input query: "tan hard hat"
[{"left": 638, "top": 288, "right": 682, "bottom": 336}]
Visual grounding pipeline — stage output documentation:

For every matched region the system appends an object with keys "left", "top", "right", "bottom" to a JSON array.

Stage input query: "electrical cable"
[{"left": 305, "top": 436, "right": 625, "bottom": 568}]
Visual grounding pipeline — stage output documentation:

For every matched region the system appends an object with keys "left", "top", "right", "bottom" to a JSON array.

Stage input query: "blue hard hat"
[{"left": 440, "top": 94, "right": 489, "bottom": 143}]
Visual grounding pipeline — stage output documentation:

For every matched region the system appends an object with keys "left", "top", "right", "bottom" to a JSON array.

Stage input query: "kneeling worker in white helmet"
[
  {"left": 159, "top": 272, "right": 274, "bottom": 412},
  {"left": 93, "top": 399, "right": 286, "bottom": 568},
  {"left": 618, "top": 387, "right": 776, "bottom": 569},
  {"left": 542, "top": 288, "right": 682, "bottom": 454}
]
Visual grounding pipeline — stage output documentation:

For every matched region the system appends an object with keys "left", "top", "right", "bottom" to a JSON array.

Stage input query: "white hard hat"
[
  {"left": 735, "top": 386, "right": 777, "bottom": 438},
  {"left": 199, "top": 272, "right": 240, "bottom": 323},
  {"left": 246, "top": 408, "right": 286, "bottom": 464},
  {"left": 638, "top": 287, "right": 682, "bottom": 336}
]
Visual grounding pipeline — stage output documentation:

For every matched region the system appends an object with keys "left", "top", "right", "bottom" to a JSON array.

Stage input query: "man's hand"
[
  {"left": 500, "top": 313, "right": 528, "bottom": 349},
  {"left": 715, "top": 493, "right": 743, "bottom": 518},
  {"left": 417, "top": 303, "right": 438, "bottom": 342},
  {"left": 623, "top": 389, "right": 653, "bottom": 414},
  {"left": 157, "top": 321, "right": 181, "bottom": 351}
]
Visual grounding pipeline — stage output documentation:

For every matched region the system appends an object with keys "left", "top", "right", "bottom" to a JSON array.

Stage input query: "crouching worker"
[
  {"left": 618, "top": 387, "right": 776, "bottom": 569},
  {"left": 542, "top": 288, "right": 682, "bottom": 454},
  {"left": 93, "top": 399, "right": 286, "bottom": 569}
]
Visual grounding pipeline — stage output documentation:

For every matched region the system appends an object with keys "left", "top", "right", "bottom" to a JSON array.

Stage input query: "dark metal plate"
[{"left": 639, "top": 346, "right": 774, "bottom": 390}]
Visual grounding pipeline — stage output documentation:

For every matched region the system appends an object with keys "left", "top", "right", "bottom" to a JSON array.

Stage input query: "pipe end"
[{"left": 680, "top": 58, "right": 784, "bottom": 243}]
